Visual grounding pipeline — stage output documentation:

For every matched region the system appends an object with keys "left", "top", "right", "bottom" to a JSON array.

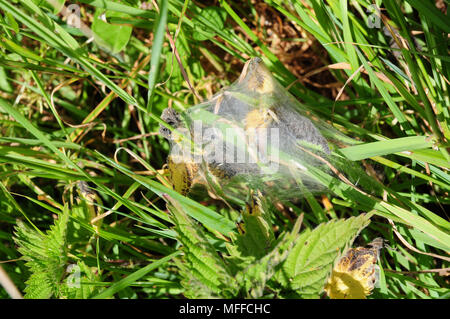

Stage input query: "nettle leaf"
[
  {"left": 13, "top": 205, "right": 70, "bottom": 299},
  {"left": 232, "top": 212, "right": 303, "bottom": 298},
  {"left": 226, "top": 197, "right": 275, "bottom": 264},
  {"left": 166, "top": 197, "right": 238, "bottom": 298},
  {"left": 192, "top": 6, "right": 227, "bottom": 41},
  {"left": 279, "top": 214, "right": 371, "bottom": 298},
  {"left": 235, "top": 227, "right": 300, "bottom": 297},
  {"left": 92, "top": 9, "right": 133, "bottom": 54},
  {"left": 22, "top": 271, "right": 53, "bottom": 299}
]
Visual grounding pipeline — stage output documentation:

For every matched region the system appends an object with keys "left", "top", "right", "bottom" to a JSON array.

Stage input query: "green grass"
[{"left": 0, "top": 0, "right": 449, "bottom": 299}]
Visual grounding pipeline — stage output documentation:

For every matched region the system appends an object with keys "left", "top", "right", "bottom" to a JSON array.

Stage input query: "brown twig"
[
  {"left": 388, "top": 218, "right": 450, "bottom": 262},
  {"left": 113, "top": 132, "right": 159, "bottom": 144},
  {"left": 0, "top": 265, "right": 23, "bottom": 299}
]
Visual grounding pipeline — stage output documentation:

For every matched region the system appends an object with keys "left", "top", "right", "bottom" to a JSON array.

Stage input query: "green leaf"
[
  {"left": 340, "top": 136, "right": 434, "bottom": 161},
  {"left": 0, "top": 0, "right": 138, "bottom": 106},
  {"left": 92, "top": 9, "right": 133, "bottom": 54},
  {"left": 379, "top": 201, "right": 450, "bottom": 250},
  {"left": 405, "top": 0, "right": 450, "bottom": 33},
  {"left": 147, "top": 0, "right": 168, "bottom": 111},
  {"left": 226, "top": 197, "right": 275, "bottom": 262},
  {"left": 76, "top": 0, "right": 172, "bottom": 22},
  {"left": 236, "top": 225, "right": 302, "bottom": 298},
  {"left": 280, "top": 214, "right": 371, "bottom": 297},
  {"left": 95, "top": 151, "right": 236, "bottom": 235},
  {"left": 166, "top": 196, "right": 237, "bottom": 298},
  {"left": 192, "top": 6, "right": 227, "bottom": 41},
  {"left": 92, "top": 252, "right": 181, "bottom": 299},
  {"left": 13, "top": 205, "right": 70, "bottom": 298},
  {"left": 0, "top": 36, "right": 43, "bottom": 61},
  {"left": 4, "top": 12, "right": 19, "bottom": 33}
]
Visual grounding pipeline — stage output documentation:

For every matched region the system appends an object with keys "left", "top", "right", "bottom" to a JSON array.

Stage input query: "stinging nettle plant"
[
  {"left": 165, "top": 194, "right": 372, "bottom": 298},
  {"left": 13, "top": 202, "right": 101, "bottom": 299}
]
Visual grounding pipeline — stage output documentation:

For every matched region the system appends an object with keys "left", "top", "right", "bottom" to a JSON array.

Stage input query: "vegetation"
[{"left": 0, "top": 0, "right": 448, "bottom": 299}]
